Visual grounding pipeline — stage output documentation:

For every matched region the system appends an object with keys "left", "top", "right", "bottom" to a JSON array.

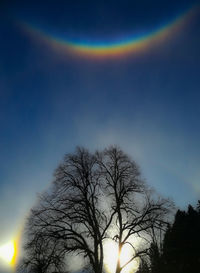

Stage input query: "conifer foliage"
[{"left": 148, "top": 201, "right": 200, "bottom": 273}]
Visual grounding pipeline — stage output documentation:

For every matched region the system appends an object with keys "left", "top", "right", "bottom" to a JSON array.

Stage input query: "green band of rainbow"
[{"left": 21, "top": 6, "right": 197, "bottom": 59}]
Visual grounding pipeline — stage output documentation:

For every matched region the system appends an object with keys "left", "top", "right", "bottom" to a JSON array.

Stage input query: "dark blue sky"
[{"left": 0, "top": 0, "right": 200, "bottom": 269}]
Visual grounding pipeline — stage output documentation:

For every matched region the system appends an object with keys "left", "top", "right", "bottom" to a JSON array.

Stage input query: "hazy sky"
[{"left": 0, "top": 0, "right": 200, "bottom": 271}]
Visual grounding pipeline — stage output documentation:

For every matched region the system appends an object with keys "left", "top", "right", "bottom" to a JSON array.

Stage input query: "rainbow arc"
[{"left": 21, "top": 6, "right": 197, "bottom": 59}]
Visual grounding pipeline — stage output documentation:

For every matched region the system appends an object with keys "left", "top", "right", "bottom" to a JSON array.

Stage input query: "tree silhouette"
[
  {"left": 20, "top": 146, "right": 172, "bottom": 273},
  {"left": 28, "top": 148, "right": 108, "bottom": 273},
  {"left": 96, "top": 147, "right": 172, "bottom": 273},
  {"left": 159, "top": 202, "right": 200, "bottom": 273},
  {"left": 18, "top": 232, "right": 65, "bottom": 273}
]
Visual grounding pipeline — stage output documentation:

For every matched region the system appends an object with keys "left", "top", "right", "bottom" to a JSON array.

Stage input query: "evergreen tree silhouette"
[
  {"left": 159, "top": 202, "right": 200, "bottom": 273},
  {"left": 149, "top": 242, "right": 161, "bottom": 273}
]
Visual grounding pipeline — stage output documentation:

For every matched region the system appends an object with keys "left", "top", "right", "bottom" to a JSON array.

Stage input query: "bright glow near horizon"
[
  {"left": 104, "top": 240, "right": 139, "bottom": 273},
  {"left": 0, "top": 241, "right": 15, "bottom": 265}
]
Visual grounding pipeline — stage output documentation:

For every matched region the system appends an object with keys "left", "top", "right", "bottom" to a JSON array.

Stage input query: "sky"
[{"left": 0, "top": 0, "right": 200, "bottom": 271}]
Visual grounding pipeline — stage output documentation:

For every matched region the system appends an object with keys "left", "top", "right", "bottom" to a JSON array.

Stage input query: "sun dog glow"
[{"left": 21, "top": 6, "right": 197, "bottom": 59}]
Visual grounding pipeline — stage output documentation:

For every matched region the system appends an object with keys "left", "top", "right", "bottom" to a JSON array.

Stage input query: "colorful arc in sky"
[{"left": 21, "top": 6, "right": 197, "bottom": 59}]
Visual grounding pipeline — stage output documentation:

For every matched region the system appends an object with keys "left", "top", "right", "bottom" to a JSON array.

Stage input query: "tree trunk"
[{"left": 115, "top": 244, "right": 122, "bottom": 273}]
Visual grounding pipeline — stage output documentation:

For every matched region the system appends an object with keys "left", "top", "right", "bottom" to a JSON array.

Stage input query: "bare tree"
[
  {"left": 21, "top": 146, "right": 172, "bottom": 273},
  {"left": 97, "top": 147, "right": 172, "bottom": 273},
  {"left": 25, "top": 148, "right": 113, "bottom": 273},
  {"left": 18, "top": 230, "right": 65, "bottom": 273}
]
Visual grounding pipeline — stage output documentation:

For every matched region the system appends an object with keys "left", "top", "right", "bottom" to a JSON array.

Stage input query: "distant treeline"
[{"left": 138, "top": 201, "right": 200, "bottom": 273}]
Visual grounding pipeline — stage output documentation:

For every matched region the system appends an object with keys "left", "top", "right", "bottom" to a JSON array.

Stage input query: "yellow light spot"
[
  {"left": 0, "top": 240, "right": 17, "bottom": 267},
  {"left": 104, "top": 240, "right": 139, "bottom": 273}
]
